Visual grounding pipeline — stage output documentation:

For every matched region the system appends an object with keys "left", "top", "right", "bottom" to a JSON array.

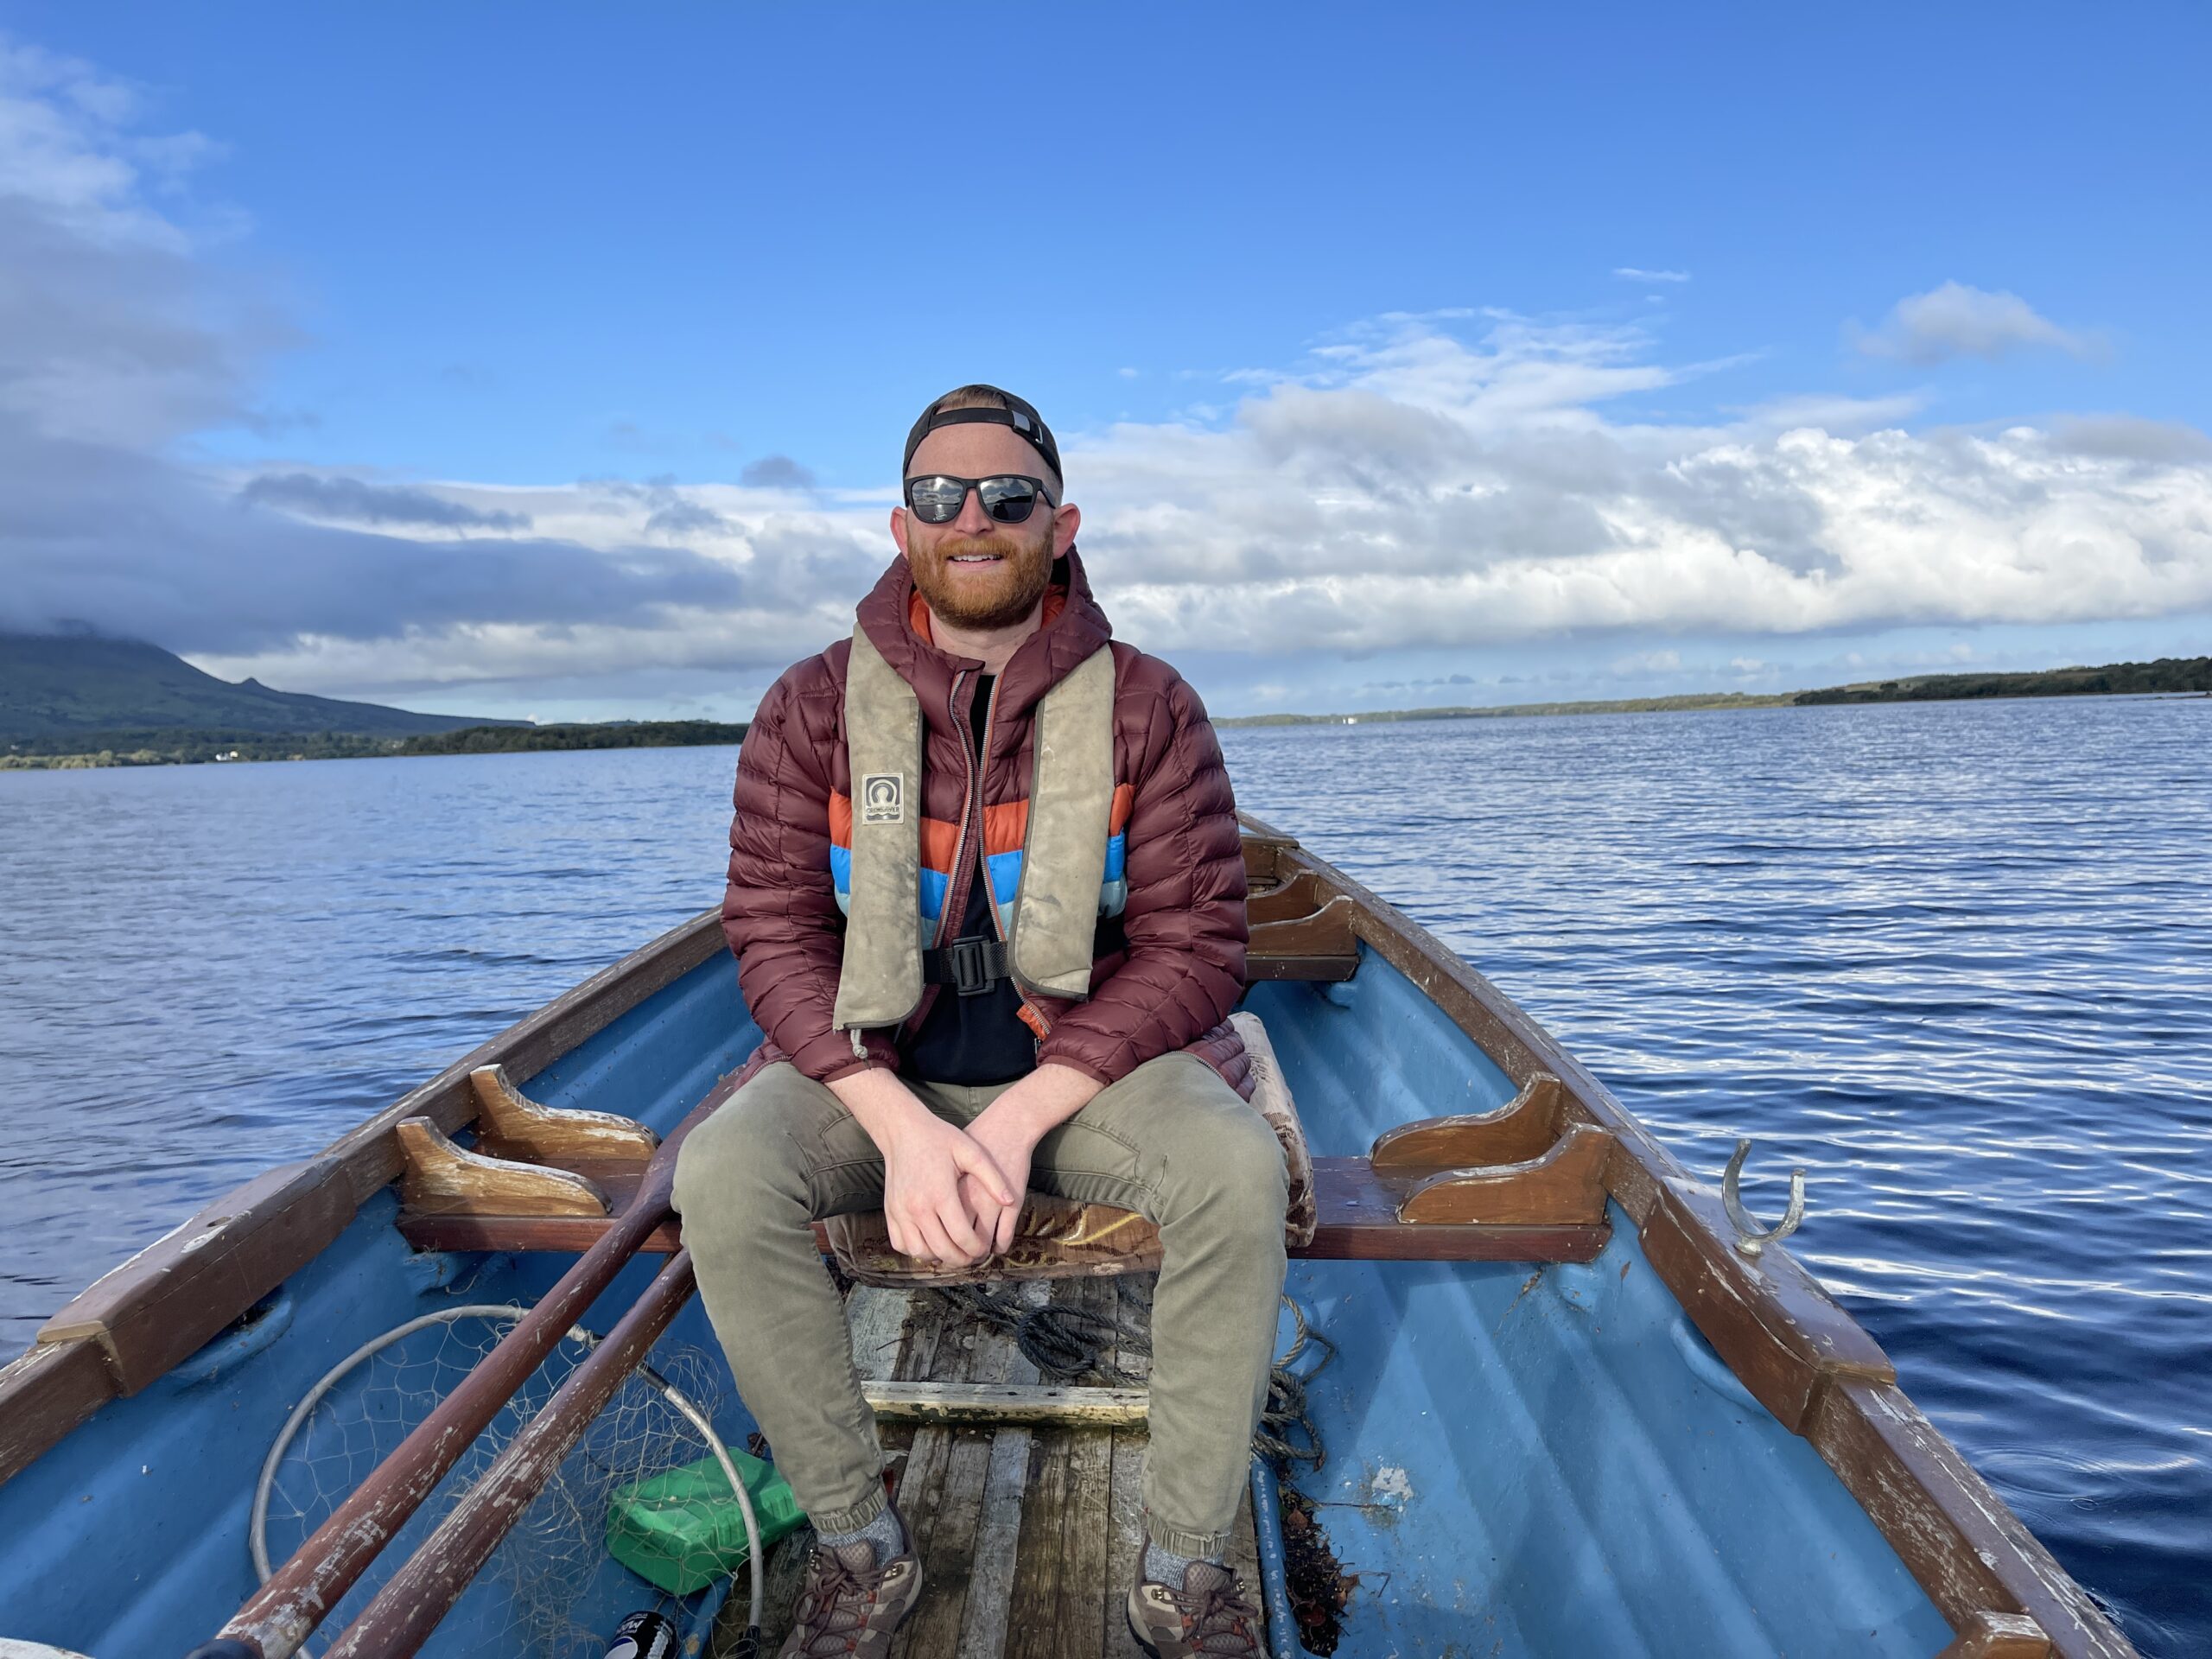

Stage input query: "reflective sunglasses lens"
[
  {"left": 906, "top": 476, "right": 967, "bottom": 524},
  {"left": 979, "top": 477, "right": 1040, "bottom": 524}
]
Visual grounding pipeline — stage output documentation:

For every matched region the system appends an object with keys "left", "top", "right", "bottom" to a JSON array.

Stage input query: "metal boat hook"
[{"left": 1721, "top": 1138, "right": 1806, "bottom": 1258}]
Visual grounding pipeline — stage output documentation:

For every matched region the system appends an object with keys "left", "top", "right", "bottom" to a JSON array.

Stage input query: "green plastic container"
[{"left": 606, "top": 1448, "right": 809, "bottom": 1595}]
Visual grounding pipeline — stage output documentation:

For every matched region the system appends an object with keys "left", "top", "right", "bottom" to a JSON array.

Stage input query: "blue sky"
[{"left": 3, "top": 3, "right": 2209, "bottom": 721}]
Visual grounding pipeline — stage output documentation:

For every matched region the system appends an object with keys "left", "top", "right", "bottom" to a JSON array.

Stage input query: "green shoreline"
[
  {"left": 1220, "top": 657, "right": 2209, "bottom": 728},
  {"left": 1, "top": 720, "right": 750, "bottom": 772}
]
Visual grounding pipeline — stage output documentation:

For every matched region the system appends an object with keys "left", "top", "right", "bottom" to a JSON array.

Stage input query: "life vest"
[{"left": 830, "top": 625, "right": 1127, "bottom": 1040}]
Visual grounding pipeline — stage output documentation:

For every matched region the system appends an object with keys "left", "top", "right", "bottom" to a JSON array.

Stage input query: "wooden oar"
[
  {"left": 321, "top": 1250, "right": 701, "bottom": 1659},
  {"left": 196, "top": 1096, "right": 715, "bottom": 1659}
]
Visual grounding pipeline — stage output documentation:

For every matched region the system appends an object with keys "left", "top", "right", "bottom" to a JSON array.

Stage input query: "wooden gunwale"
[{"left": 0, "top": 818, "right": 2139, "bottom": 1656}]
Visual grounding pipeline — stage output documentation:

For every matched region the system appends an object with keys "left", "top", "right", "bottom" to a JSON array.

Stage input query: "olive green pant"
[{"left": 671, "top": 1052, "right": 1290, "bottom": 1559}]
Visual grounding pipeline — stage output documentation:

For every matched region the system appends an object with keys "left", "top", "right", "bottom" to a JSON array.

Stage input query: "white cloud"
[
  {"left": 1614, "top": 267, "right": 1690, "bottom": 283},
  {"left": 1854, "top": 281, "right": 2099, "bottom": 365},
  {"left": 202, "top": 312, "right": 2212, "bottom": 700}
]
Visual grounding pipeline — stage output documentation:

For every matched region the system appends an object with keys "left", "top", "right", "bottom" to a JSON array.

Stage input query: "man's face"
[{"left": 892, "top": 423, "right": 1078, "bottom": 632}]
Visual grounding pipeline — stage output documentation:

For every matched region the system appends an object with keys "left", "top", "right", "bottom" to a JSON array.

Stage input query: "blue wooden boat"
[{"left": 0, "top": 818, "right": 2136, "bottom": 1658}]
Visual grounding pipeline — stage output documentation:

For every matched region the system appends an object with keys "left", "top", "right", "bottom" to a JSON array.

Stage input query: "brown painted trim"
[
  {"left": 36, "top": 1157, "right": 358, "bottom": 1396},
  {"left": 0, "top": 1337, "right": 115, "bottom": 1488},
  {"left": 1938, "top": 1611, "right": 2056, "bottom": 1657},
  {"left": 1809, "top": 1381, "right": 2135, "bottom": 1659}
]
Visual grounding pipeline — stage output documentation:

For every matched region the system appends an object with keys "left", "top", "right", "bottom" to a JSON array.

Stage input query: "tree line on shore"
[{"left": 2, "top": 721, "right": 751, "bottom": 770}]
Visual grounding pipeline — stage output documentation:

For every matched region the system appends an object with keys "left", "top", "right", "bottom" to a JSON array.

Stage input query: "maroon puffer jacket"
[{"left": 722, "top": 547, "right": 1251, "bottom": 1094}]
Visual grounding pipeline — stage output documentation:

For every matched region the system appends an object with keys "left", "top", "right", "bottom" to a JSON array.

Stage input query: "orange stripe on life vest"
[
  {"left": 1108, "top": 782, "right": 1134, "bottom": 836},
  {"left": 983, "top": 798, "right": 1028, "bottom": 856},
  {"left": 828, "top": 791, "right": 961, "bottom": 872},
  {"left": 918, "top": 815, "right": 961, "bottom": 873}
]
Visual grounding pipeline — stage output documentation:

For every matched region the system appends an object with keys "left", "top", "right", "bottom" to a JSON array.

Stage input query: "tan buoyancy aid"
[{"left": 831, "top": 626, "right": 1117, "bottom": 1039}]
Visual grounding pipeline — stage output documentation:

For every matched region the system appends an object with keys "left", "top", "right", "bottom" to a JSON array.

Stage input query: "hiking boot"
[
  {"left": 776, "top": 1527, "right": 923, "bottom": 1658},
  {"left": 1125, "top": 1556, "right": 1266, "bottom": 1657}
]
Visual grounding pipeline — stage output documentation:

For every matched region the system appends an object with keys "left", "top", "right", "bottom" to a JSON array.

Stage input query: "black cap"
[{"left": 904, "top": 386, "right": 1062, "bottom": 488}]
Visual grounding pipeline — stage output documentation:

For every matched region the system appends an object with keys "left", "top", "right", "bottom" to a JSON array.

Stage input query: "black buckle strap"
[{"left": 923, "top": 935, "right": 1011, "bottom": 997}]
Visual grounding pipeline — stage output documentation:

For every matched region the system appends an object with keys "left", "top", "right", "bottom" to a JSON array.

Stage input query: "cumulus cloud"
[
  {"left": 739, "top": 454, "right": 817, "bottom": 491},
  {"left": 1058, "top": 318, "right": 2212, "bottom": 655},
  {"left": 1855, "top": 281, "right": 2098, "bottom": 365},
  {"left": 238, "top": 472, "right": 531, "bottom": 531}
]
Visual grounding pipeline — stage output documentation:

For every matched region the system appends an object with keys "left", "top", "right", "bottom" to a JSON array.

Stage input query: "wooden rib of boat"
[{"left": 0, "top": 816, "right": 2138, "bottom": 1657}]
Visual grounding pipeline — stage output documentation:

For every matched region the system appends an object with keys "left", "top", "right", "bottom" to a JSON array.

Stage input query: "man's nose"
[{"left": 951, "top": 486, "right": 997, "bottom": 535}]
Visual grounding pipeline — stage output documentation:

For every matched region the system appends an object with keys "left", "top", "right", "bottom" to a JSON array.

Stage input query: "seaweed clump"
[{"left": 1279, "top": 1484, "right": 1357, "bottom": 1654}]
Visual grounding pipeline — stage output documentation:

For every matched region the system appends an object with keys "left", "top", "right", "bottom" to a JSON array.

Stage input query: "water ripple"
[
  {"left": 1, "top": 702, "right": 2203, "bottom": 1653},
  {"left": 1222, "top": 696, "right": 2209, "bottom": 1656}
]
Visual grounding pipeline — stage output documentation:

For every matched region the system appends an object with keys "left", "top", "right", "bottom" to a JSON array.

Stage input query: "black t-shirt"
[{"left": 900, "top": 675, "right": 1039, "bottom": 1086}]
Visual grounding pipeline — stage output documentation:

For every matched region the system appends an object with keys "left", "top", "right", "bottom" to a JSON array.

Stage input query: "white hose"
[
  {"left": 251, "top": 1303, "right": 764, "bottom": 1637},
  {"left": 636, "top": 1362, "right": 766, "bottom": 1635}
]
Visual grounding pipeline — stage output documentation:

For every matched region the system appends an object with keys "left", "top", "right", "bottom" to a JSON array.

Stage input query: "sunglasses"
[{"left": 903, "top": 474, "right": 1058, "bottom": 525}]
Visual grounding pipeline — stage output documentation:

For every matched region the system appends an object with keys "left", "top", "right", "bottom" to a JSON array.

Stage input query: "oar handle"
[
  {"left": 322, "top": 1252, "right": 700, "bottom": 1659},
  {"left": 199, "top": 1095, "right": 715, "bottom": 1659}
]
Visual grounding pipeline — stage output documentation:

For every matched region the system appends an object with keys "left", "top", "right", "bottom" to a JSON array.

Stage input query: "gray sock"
[
  {"left": 1144, "top": 1539, "right": 1221, "bottom": 1586},
  {"left": 817, "top": 1505, "right": 905, "bottom": 1568}
]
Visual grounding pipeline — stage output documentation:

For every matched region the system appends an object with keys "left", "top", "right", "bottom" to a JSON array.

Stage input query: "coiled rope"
[{"left": 922, "top": 1283, "right": 1333, "bottom": 1470}]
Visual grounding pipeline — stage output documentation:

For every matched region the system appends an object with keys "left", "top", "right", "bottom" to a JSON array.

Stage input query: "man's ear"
[
  {"left": 889, "top": 504, "right": 912, "bottom": 559},
  {"left": 1053, "top": 501, "right": 1081, "bottom": 547}
]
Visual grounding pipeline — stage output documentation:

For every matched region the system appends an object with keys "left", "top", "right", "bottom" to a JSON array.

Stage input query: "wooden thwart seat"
[{"left": 393, "top": 1052, "right": 1615, "bottom": 1267}]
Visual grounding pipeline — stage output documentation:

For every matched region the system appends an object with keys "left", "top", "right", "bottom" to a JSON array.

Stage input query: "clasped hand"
[
  {"left": 831, "top": 1065, "right": 1100, "bottom": 1269},
  {"left": 879, "top": 1105, "right": 1027, "bottom": 1268}
]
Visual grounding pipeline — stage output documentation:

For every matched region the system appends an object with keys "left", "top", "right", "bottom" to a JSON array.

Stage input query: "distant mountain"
[{"left": 0, "top": 632, "right": 524, "bottom": 743}]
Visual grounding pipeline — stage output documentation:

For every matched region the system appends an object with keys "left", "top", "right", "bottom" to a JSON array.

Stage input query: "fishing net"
[{"left": 253, "top": 1305, "right": 756, "bottom": 1659}]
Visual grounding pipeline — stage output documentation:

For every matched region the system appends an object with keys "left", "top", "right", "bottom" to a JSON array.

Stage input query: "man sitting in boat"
[{"left": 673, "top": 385, "right": 1286, "bottom": 1659}]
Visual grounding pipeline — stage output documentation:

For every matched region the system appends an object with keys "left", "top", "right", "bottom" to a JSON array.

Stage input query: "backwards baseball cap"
[{"left": 903, "top": 385, "right": 1062, "bottom": 487}]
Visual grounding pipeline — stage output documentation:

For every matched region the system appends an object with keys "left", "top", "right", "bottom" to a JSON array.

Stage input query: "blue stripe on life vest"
[
  {"left": 918, "top": 867, "right": 949, "bottom": 924},
  {"left": 830, "top": 836, "right": 1126, "bottom": 926}
]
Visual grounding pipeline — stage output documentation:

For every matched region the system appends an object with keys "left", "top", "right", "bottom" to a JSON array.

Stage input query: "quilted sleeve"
[
  {"left": 1034, "top": 669, "right": 1247, "bottom": 1086},
  {"left": 723, "top": 664, "right": 895, "bottom": 1083}
]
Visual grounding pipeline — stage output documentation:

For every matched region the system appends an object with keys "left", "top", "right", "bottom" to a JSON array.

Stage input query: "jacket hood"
[{"left": 854, "top": 544, "right": 1114, "bottom": 728}]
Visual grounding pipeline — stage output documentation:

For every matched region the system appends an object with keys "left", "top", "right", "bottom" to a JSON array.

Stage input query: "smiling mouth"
[{"left": 947, "top": 553, "right": 1002, "bottom": 564}]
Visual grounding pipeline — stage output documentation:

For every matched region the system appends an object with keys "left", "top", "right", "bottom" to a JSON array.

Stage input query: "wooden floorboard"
[{"left": 833, "top": 1271, "right": 1261, "bottom": 1659}]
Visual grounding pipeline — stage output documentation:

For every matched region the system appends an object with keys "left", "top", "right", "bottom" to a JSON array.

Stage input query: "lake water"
[{"left": 1, "top": 696, "right": 2205, "bottom": 1655}]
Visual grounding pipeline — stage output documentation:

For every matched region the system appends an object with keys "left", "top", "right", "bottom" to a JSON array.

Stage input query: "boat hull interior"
[{"left": 3, "top": 939, "right": 1959, "bottom": 1656}]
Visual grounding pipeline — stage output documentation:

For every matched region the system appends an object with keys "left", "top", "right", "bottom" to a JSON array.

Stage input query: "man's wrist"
[
  {"left": 829, "top": 1066, "right": 932, "bottom": 1154},
  {"left": 984, "top": 1063, "right": 1101, "bottom": 1141}
]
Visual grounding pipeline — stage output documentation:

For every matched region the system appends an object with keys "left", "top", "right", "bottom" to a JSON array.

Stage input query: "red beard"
[{"left": 908, "top": 525, "right": 1055, "bottom": 631}]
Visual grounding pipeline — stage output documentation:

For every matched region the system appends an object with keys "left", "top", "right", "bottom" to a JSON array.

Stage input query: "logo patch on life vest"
[{"left": 860, "top": 772, "right": 904, "bottom": 824}]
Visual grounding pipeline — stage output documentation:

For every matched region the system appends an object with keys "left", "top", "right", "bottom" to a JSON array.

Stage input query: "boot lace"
[
  {"left": 790, "top": 1543, "right": 887, "bottom": 1656},
  {"left": 1170, "top": 1573, "right": 1265, "bottom": 1655}
]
